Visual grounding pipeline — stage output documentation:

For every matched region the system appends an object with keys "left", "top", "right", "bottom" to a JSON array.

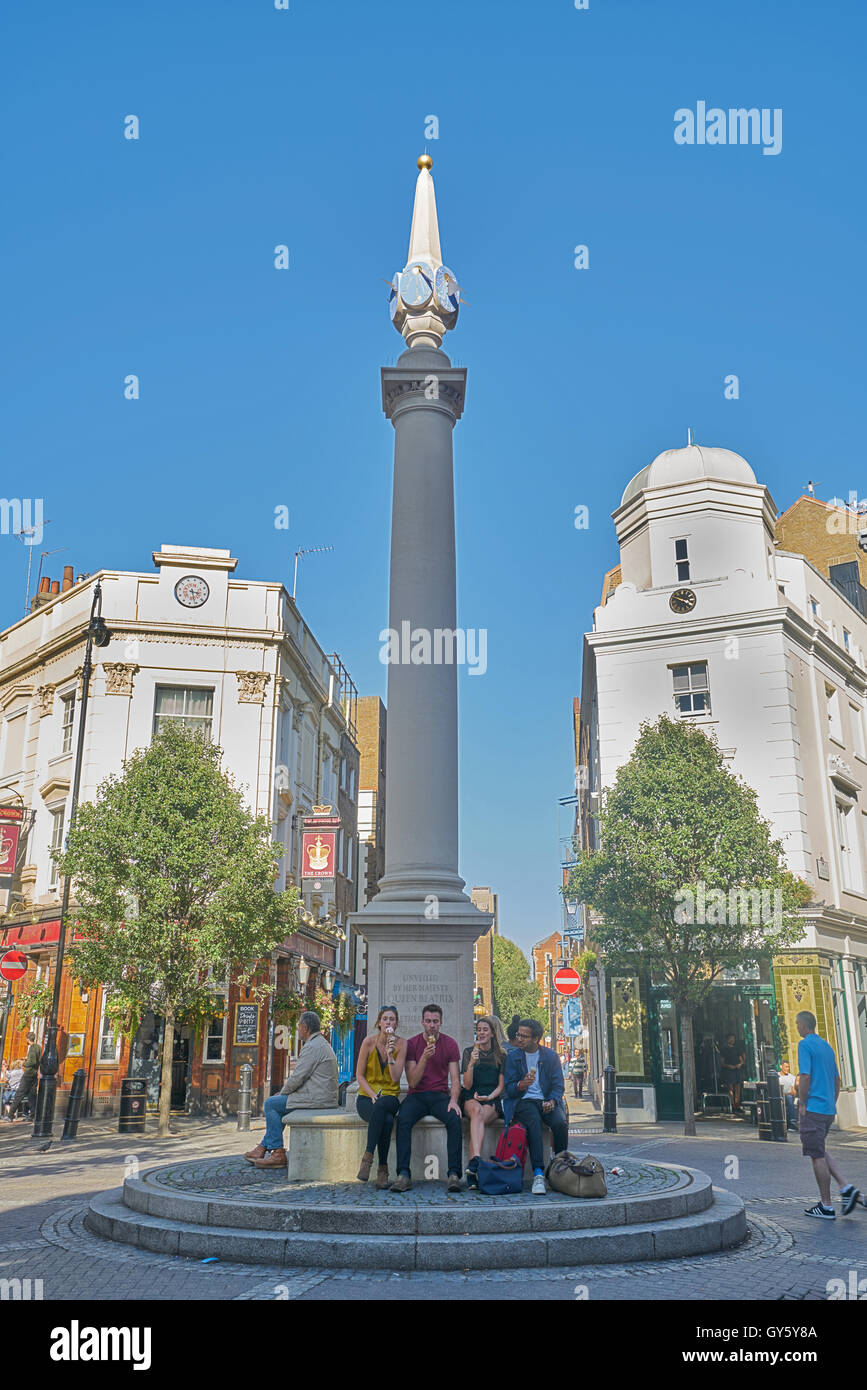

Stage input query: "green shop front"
[{"left": 605, "top": 963, "right": 782, "bottom": 1122}]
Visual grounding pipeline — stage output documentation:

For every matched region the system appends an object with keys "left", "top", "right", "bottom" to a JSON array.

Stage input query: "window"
[
  {"left": 836, "top": 800, "right": 864, "bottom": 895},
  {"left": 61, "top": 693, "right": 75, "bottom": 754},
  {"left": 826, "top": 685, "right": 843, "bottom": 743},
  {"left": 473, "top": 942, "right": 478, "bottom": 961},
  {"left": 810, "top": 596, "right": 821, "bottom": 621},
  {"left": 346, "top": 835, "right": 353, "bottom": 883},
  {"left": 49, "top": 807, "right": 65, "bottom": 889},
  {"left": 852, "top": 706, "right": 867, "bottom": 761},
  {"left": 832, "top": 967, "right": 854, "bottom": 1088},
  {"left": 339, "top": 757, "right": 347, "bottom": 790},
  {"left": 843, "top": 628, "right": 852, "bottom": 654},
  {"left": 97, "top": 992, "right": 121, "bottom": 1064},
  {"left": 153, "top": 686, "right": 214, "bottom": 738},
  {"left": 854, "top": 962, "right": 867, "bottom": 1084},
  {"left": 674, "top": 538, "right": 690, "bottom": 582},
  {"left": 203, "top": 1009, "right": 227, "bottom": 1062},
  {"left": 672, "top": 662, "right": 711, "bottom": 715}
]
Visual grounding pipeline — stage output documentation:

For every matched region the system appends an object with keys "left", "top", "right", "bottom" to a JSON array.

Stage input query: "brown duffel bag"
[{"left": 545, "top": 1151, "right": 607, "bottom": 1198}]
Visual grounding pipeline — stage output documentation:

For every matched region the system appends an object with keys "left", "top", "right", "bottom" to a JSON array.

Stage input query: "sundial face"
[
  {"left": 435, "top": 265, "right": 460, "bottom": 313},
  {"left": 400, "top": 260, "right": 434, "bottom": 307}
]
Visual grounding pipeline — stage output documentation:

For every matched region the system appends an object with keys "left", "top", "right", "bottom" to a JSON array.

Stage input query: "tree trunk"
[
  {"left": 681, "top": 1007, "right": 697, "bottom": 1137},
  {"left": 158, "top": 1006, "right": 175, "bottom": 1138}
]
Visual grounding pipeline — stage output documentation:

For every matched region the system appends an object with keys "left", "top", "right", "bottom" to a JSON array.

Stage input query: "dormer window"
[{"left": 674, "top": 539, "right": 690, "bottom": 582}]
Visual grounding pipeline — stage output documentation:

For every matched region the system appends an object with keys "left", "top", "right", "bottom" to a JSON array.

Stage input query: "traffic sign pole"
[{"left": 0, "top": 979, "right": 13, "bottom": 1080}]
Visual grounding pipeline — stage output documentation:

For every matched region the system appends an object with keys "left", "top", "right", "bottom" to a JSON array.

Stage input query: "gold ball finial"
[{"left": 417, "top": 154, "right": 433, "bottom": 172}]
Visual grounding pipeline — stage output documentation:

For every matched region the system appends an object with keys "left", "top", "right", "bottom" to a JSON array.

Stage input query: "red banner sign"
[
  {"left": 301, "top": 830, "right": 336, "bottom": 879},
  {"left": 0, "top": 806, "right": 25, "bottom": 823},
  {"left": 0, "top": 823, "right": 21, "bottom": 879}
]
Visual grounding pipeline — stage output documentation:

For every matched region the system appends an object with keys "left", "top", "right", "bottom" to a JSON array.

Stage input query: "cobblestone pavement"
[{"left": 1, "top": 1114, "right": 865, "bottom": 1301}]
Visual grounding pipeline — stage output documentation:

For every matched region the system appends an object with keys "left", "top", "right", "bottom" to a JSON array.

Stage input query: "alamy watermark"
[
  {"left": 674, "top": 103, "right": 782, "bottom": 156},
  {"left": 1, "top": 498, "right": 43, "bottom": 545},
  {"left": 674, "top": 883, "right": 783, "bottom": 928},
  {"left": 379, "top": 623, "right": 487, "bottom": 676}
]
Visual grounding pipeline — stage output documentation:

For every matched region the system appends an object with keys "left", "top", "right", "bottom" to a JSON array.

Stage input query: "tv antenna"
[
  {"left": 292, "top": 545, "right": 334, "bottom": 602},
  {"left": 14, "top": 522, "right": 55, "bottom": 617}
]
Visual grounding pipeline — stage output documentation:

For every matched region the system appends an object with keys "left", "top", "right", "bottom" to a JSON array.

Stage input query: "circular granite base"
[{"left": 85, "top": 1154, "right": 747, "bottom": 1268}]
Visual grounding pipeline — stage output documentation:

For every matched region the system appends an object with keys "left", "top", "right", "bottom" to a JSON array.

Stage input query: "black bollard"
[
  {"left": 237, "top": 1063, "right": 252, "bottom": 1132},
  {"left": 603, "top": 1064, "right": 617, "bottom": 1133},
  {"left": 766, "top": 1070, "right": 787, "bottom": 1142},
  {"left": 61, "top": 1069, "right": 87, "bottom": 1142}
]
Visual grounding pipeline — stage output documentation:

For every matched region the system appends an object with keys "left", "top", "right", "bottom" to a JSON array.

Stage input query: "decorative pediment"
[
  {"left": 0, "top": 682, "right": 34, "bottom": 713},
  {"left": 40, "top": 775, "right": 70, "bottom": 803},
  {"left": 828, "top": 753, "right": 860, "bottom": 794}
]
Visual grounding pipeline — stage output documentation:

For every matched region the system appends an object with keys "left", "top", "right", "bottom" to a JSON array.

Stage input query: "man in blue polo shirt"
[{"left": 796, "top": 1010, "right": 862, "bottom": 1219}]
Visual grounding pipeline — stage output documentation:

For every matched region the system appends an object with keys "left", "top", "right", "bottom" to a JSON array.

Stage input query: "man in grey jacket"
[{"left": 244, "top": 1011, "right": 338, "bottom": 1169}]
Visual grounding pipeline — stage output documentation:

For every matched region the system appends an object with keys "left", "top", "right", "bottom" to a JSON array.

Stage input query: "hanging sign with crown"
[
  {"left": 301, "top": 828, "right": 337, "bottom": 892},
  {"left": 0, "top": 805, "right": 24, "bottom": 884}
]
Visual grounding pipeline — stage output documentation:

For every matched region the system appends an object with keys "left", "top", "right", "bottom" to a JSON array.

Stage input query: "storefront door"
[{"left": 649, "top": 994, "right": 684, "bottom": 1120}]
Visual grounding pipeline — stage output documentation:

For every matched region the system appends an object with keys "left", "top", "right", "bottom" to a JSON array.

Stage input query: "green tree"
[
  {"left": 565, "top": 715, "right": 810, "bottom": 1135},
  {"left": 491, "top": 936, "right": 547, "bottom": 1031},
  {"left": 59, "top": 724, "right": 299, "bottom": 1135}
]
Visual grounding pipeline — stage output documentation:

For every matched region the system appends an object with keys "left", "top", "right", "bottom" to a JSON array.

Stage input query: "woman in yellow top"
[{"left": 355, "top": 1005, "right": 406, "bottom": 1187}]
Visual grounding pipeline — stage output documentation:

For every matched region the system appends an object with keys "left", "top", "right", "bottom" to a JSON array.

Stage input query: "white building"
[
  {"left": 577, "top": 444, "right": 867, "bottom": 1127},
  {"left": 0, "top": 543, "right": 360, "bottom": 1113}
]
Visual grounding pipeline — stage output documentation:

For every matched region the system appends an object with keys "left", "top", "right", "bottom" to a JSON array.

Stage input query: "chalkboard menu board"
[{"left": 234, "top": 1004, "right": 259, "bottom": 1046}]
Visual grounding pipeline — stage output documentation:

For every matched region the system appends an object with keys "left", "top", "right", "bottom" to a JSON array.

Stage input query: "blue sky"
[{"left": 3, "top": 0, "right": 865, "bottom": 958}]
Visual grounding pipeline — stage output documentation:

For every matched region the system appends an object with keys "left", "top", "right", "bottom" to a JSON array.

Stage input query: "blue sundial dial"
[
  {"left": 435, "top": 265, "right": 460, "bottom": 313},
  {"left": 388, "top": 273, "right": 400, "bottom": 321},
  {"left": 400, "top": 260, "right": 434, "bottom": 308}
]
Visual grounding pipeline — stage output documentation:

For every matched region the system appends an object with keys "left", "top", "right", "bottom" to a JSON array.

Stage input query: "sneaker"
[
  {"left": 465, "top": 1158, "right": 479, "bottom": 1190},
  {"left": 390, "top": 1174, "right": 412, "bottom": 1193},
  {"left": 531, "top": 1174, "right": 546, "bottom": 1195},
  {"left": 446, "top": 1173, "right": 463, "bottom": 1193},
  {"left": 841, "top": 1185, "right": 862, "bottom": 1216},
  {"left": 804, "top": 1202, "right": 835, "bottom": 1219}
]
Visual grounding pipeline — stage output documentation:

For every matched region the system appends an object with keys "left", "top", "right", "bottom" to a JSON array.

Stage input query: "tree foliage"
[
  {"left": 566, "top": 715, "right": 810, "bottom": 1132},
  {"left": 491, "top": 936, "right": 547, "bottom": 1030},
  {"left": 60, "top": 724, "right": 299, "bottom": 1132}
]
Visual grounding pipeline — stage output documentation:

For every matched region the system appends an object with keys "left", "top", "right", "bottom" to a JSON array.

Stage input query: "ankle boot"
[
  {"left": 357, "top": 1151, "right": 374, "bottom": 1182},
  {"left": 244, "top": 1143, "right": 267, "bottom": 1163},
  {"left": 376, "top": 1165, "right": 390, "bottom": 1190},
  {"left": 253, "top": 1147, "right": 287, "bottom": 1169}
]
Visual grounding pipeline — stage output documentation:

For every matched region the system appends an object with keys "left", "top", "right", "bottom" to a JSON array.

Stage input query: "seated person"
[
  {"left": 461, "top": 1015, "right": 506, "bottom": 1188},
  {"left": 6, "top": 1034, "right": 40, "bottom": 1121},
  {"left": 778, "top": 1060, "right": 798, "bottom": 1130},
  {"left": 391, "top": 1005, "right": 462, "bottom": 1193},
  {"left": 243, "top": 1010, "right": 338, "bottom": 1169},
  {"left": 504, "top": 1018, "right": 569, "bottom": 1194},
  {"left": 2, "top": 1060, "right": 24, "bottom": 1118},
  {"left": 355, "top": 1005, "right": 405, "bottom": 1188}
]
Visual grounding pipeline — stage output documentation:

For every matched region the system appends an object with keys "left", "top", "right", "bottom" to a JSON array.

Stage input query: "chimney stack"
[
  {"left": 49, "top": 580, "right": 60, "bottom": 595},
  {"left": 62, "top": 566, "right": 74, "bottom": 592}
]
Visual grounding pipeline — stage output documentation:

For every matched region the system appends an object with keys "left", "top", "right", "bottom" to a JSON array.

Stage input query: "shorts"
[{"left": 799, "top": 1110, "right": 835, "bottom": 1158}]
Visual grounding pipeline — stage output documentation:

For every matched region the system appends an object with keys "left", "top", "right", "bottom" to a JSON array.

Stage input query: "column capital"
[{"left": 382, "top": 348, "right": 466, "bottom": 422}]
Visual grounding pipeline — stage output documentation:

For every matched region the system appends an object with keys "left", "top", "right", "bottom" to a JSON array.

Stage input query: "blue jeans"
[
  {"left": 264, "top": 1093, "right": 292, "bottom": 1150},
  {"left": 784, "top": 1093, "right": 796, "bottom": 1127}
]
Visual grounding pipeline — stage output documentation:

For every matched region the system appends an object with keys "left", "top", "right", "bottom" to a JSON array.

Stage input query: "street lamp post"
[{"left": 32, "top": 581, "right": 110, "bottom": 1141}]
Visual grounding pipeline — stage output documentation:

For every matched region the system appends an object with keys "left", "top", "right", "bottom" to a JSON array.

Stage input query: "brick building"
[{"left": 470, "top": 886, "right": 498, "bottom": 1017}]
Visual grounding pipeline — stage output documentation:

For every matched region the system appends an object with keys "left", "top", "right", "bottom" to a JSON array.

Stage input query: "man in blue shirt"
[
  {"left": 504, "top": 1019, "right": 569, "bottom": 1194},
  {"left": 796, "top": 1010, "right": 862, "bottom": 1219}
]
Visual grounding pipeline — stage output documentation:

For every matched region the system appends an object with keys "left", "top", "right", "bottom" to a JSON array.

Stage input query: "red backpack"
[{"left": 495, "top": 1121, "right": 528, "bottom": 1170}]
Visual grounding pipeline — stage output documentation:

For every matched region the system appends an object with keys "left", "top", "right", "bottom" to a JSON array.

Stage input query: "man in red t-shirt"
[{"left": 390, "top": 1004, "right": 463, "bottom": 1192}]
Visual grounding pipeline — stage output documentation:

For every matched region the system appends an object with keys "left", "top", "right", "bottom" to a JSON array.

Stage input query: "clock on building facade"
[
  {"left": 669, "top": 587, "right": 697, "bottom": 614},
  {"left": 174, "top": 575, "right": 210, "bottom": 608}
]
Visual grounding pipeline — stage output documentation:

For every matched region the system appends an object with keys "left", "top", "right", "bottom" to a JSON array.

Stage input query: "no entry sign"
[
  {"left": 0, "top": 950, "right": 28, "bottom": 983},
  {"left": 553, "top": 966, "right": 581, "bottom": 997}
]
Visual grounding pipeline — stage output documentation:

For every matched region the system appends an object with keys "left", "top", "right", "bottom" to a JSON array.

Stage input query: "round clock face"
[
  {"left": 400, "top": 260, "right": 434, "bottom": 308},
  {"left": 388, "top": 273, "right": 400, "bottom": 321},
  {"left": 435, "top": 265, "right": 460, "bottom": 313},
  {"left": 175, "top": 575, "right": 210, "bottom": 609},
  {"left": 669, "top": 587, "right": 697, "bottom": 615}
]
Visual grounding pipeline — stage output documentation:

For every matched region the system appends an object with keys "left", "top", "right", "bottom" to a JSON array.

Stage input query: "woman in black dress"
[{"left": 461, "top": 1016, "right": 506, "bottom": 1188}]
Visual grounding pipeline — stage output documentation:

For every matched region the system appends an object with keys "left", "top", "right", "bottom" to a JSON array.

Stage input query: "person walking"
[
  {"left": 570, "top": 1049, "right": 588, "bottom": 1099},
  {"left": 795, "top": 1011, "right": 862, "bottom": 1219},
  {"left": 6, "top": 1032, "right": 40, "bottom": 1121},
  {"left": 778, "top": 1060, "right": 798, "bottom": 1131}
]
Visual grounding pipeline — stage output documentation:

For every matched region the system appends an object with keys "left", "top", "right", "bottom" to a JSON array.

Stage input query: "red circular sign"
[
  {"left": 553, "top": 967, "right": 581, "bottom": 997},
  {"left": 0, "top": 950, "right": 28, "bottom": 982}
]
